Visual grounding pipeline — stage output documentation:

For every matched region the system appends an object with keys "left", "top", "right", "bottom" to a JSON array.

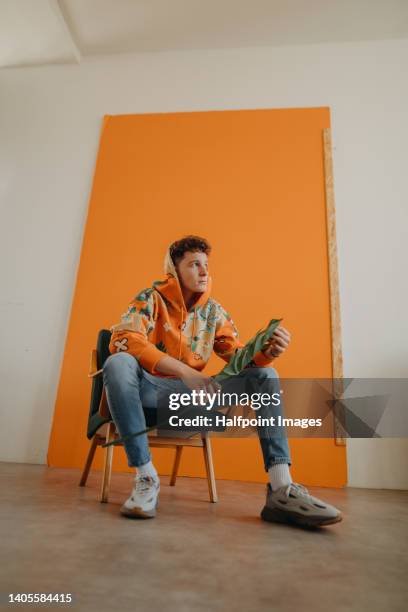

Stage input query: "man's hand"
[
  {"left": 181, "top": 369, "right": 222, "bottom": 396},
  {"left": 262, "top": 326, "right": 291, "bottom": 360},
  {"left": 156, "top": 355, "right": 221, "bottom": 399}
]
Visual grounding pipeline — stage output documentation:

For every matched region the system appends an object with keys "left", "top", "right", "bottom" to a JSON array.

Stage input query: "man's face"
[{"left": 176, "top": 250, "right": 209, "bottom": 293}]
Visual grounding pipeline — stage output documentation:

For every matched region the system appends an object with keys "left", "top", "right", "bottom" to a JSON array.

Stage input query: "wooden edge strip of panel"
[{"left": 323, "top": 128, "right": 346, "bottom": 446}]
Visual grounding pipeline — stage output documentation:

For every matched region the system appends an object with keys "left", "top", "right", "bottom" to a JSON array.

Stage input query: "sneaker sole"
[
  {"left": 261, "top": 505, "right": 342, "bottom": 528},
  {"left": 120, "top": 503, "right": 158, "bottom": 519}
]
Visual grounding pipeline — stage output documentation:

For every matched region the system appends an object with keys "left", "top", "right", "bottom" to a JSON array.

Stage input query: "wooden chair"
[{"left": 79, "top": 330, "right": 218, "bottom": 503}]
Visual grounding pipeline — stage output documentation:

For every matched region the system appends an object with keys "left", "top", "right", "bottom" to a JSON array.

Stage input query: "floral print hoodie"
[{"left": 108, "top": 245, "right": 274, "bottom": 377}]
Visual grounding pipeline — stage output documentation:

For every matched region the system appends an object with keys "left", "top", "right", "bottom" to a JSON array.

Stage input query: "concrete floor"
[{"left": 1, "top": 463, "right": 407, "bottom": 612}]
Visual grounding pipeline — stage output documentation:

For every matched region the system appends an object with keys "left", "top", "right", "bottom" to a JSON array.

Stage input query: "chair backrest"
[
  {"left": 97, "top": 329, "right": 112, "bottom": 367},
  {"left": 86, "top": 329, "right": 112, "bottom": 439}
]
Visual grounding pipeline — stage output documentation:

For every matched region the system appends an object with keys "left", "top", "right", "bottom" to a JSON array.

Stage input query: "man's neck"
[{"left": 181, "top": 288, "right": 196, "bottom": 311}]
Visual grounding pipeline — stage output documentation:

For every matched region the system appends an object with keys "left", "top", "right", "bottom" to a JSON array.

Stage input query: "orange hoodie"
[{"left": 108, "top": 245, "right": 274, "bottom": 377}]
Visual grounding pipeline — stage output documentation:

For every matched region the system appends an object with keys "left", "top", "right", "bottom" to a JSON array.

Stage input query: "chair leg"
[
  {"left": 169, "top": 446, "right": 183, "bottom": 486},
  {"left": 79, "top": 435, "right": 99, "bottom": 486},
  {"left": 100, "top": 422, "right": 115, "bottom": 503},
  {"left": 202, "top": 435, "right": 218, "bottom": 503}
]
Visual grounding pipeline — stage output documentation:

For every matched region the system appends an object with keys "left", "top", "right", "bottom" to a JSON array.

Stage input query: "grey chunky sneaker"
[
  {"left": 261, "top": 482, "right": 342, "bottom": 528},
  {"left": 120, "top": 474, "right": 160, "bottom": 519}
]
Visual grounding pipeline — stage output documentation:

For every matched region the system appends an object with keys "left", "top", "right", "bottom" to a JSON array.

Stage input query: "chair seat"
[{"left": 95, "top": 422, "right": 206, "bottom": 447}]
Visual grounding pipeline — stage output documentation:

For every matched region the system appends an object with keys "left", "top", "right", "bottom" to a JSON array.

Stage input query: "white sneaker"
[{"left": 120, "top": 474, "right": 160, "bottom": 519}]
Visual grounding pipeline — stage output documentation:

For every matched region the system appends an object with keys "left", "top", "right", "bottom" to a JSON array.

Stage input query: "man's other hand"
[{"left": 262, "top": 326, "right": 291, "bottom": 360}]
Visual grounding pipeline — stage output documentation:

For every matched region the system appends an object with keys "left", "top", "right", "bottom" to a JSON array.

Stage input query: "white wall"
[{"left": 1, "top": 38, "right": 407, "bottom": 487}]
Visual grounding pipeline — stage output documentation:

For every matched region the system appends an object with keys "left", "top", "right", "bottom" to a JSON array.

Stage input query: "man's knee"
[
  {"left": 244, "top": 366, "right": 279, "bottom": 380},
  {"left": 103, "top": 352, "right": 141, "bottom": 376},
  {"left": 241, "top": 367, "right": 280, "bottom": 394}
]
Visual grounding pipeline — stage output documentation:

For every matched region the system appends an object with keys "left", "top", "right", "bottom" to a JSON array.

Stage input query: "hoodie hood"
[{"left": 153, "top": 245, "right": 213, "bottom": 315}]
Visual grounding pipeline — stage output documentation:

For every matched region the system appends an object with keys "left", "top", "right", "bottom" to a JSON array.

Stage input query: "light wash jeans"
[{"left": 102, "top": 352, "right": 292, "bottom": 471}]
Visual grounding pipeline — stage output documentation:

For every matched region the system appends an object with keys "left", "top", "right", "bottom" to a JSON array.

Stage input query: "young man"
[{"left": 103, "top": 235, "right": 342, "bottom": 527}]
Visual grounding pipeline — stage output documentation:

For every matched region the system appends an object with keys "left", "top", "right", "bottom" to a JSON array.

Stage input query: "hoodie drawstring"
[
  {"left": 178, "top": 306, "right": 197, "bottom": 359},
  {"left": 178, "top": 308, "right": 184, "bottom": 360}
]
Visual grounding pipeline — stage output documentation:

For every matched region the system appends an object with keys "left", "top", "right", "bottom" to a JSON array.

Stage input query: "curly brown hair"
[{"left": 169, "top": 235, "right": 212, "bottom": 266}]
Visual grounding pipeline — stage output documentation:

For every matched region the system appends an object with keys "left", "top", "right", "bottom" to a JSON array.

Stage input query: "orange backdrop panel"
[{"left": 48, "top": 108, "right": 347, "bottom": 488}]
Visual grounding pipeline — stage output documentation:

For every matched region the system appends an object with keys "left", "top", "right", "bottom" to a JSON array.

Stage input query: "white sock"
[
  {"left": 268, "top": 463, "right": 292, "bottom": 491},
  {"left": 136, "top": 460, "right": 159, "bottom": 481}
]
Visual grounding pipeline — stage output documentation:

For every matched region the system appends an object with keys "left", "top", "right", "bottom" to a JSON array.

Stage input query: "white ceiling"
[{"left": 1, "top": 0, "right": 408, "bottom": 68}]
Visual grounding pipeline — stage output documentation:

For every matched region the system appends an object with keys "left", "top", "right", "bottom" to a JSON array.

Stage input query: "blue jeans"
[{"left": 102, "top": 352, "right": 292, "bottom": 471}]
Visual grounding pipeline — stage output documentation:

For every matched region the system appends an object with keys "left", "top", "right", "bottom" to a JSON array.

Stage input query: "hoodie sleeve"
[
  {"left": 213, "top": 305, "right": 275, "bottom": 368},
  {"left": 108, "top": 289, "right": 165, "bottom": 374}
]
